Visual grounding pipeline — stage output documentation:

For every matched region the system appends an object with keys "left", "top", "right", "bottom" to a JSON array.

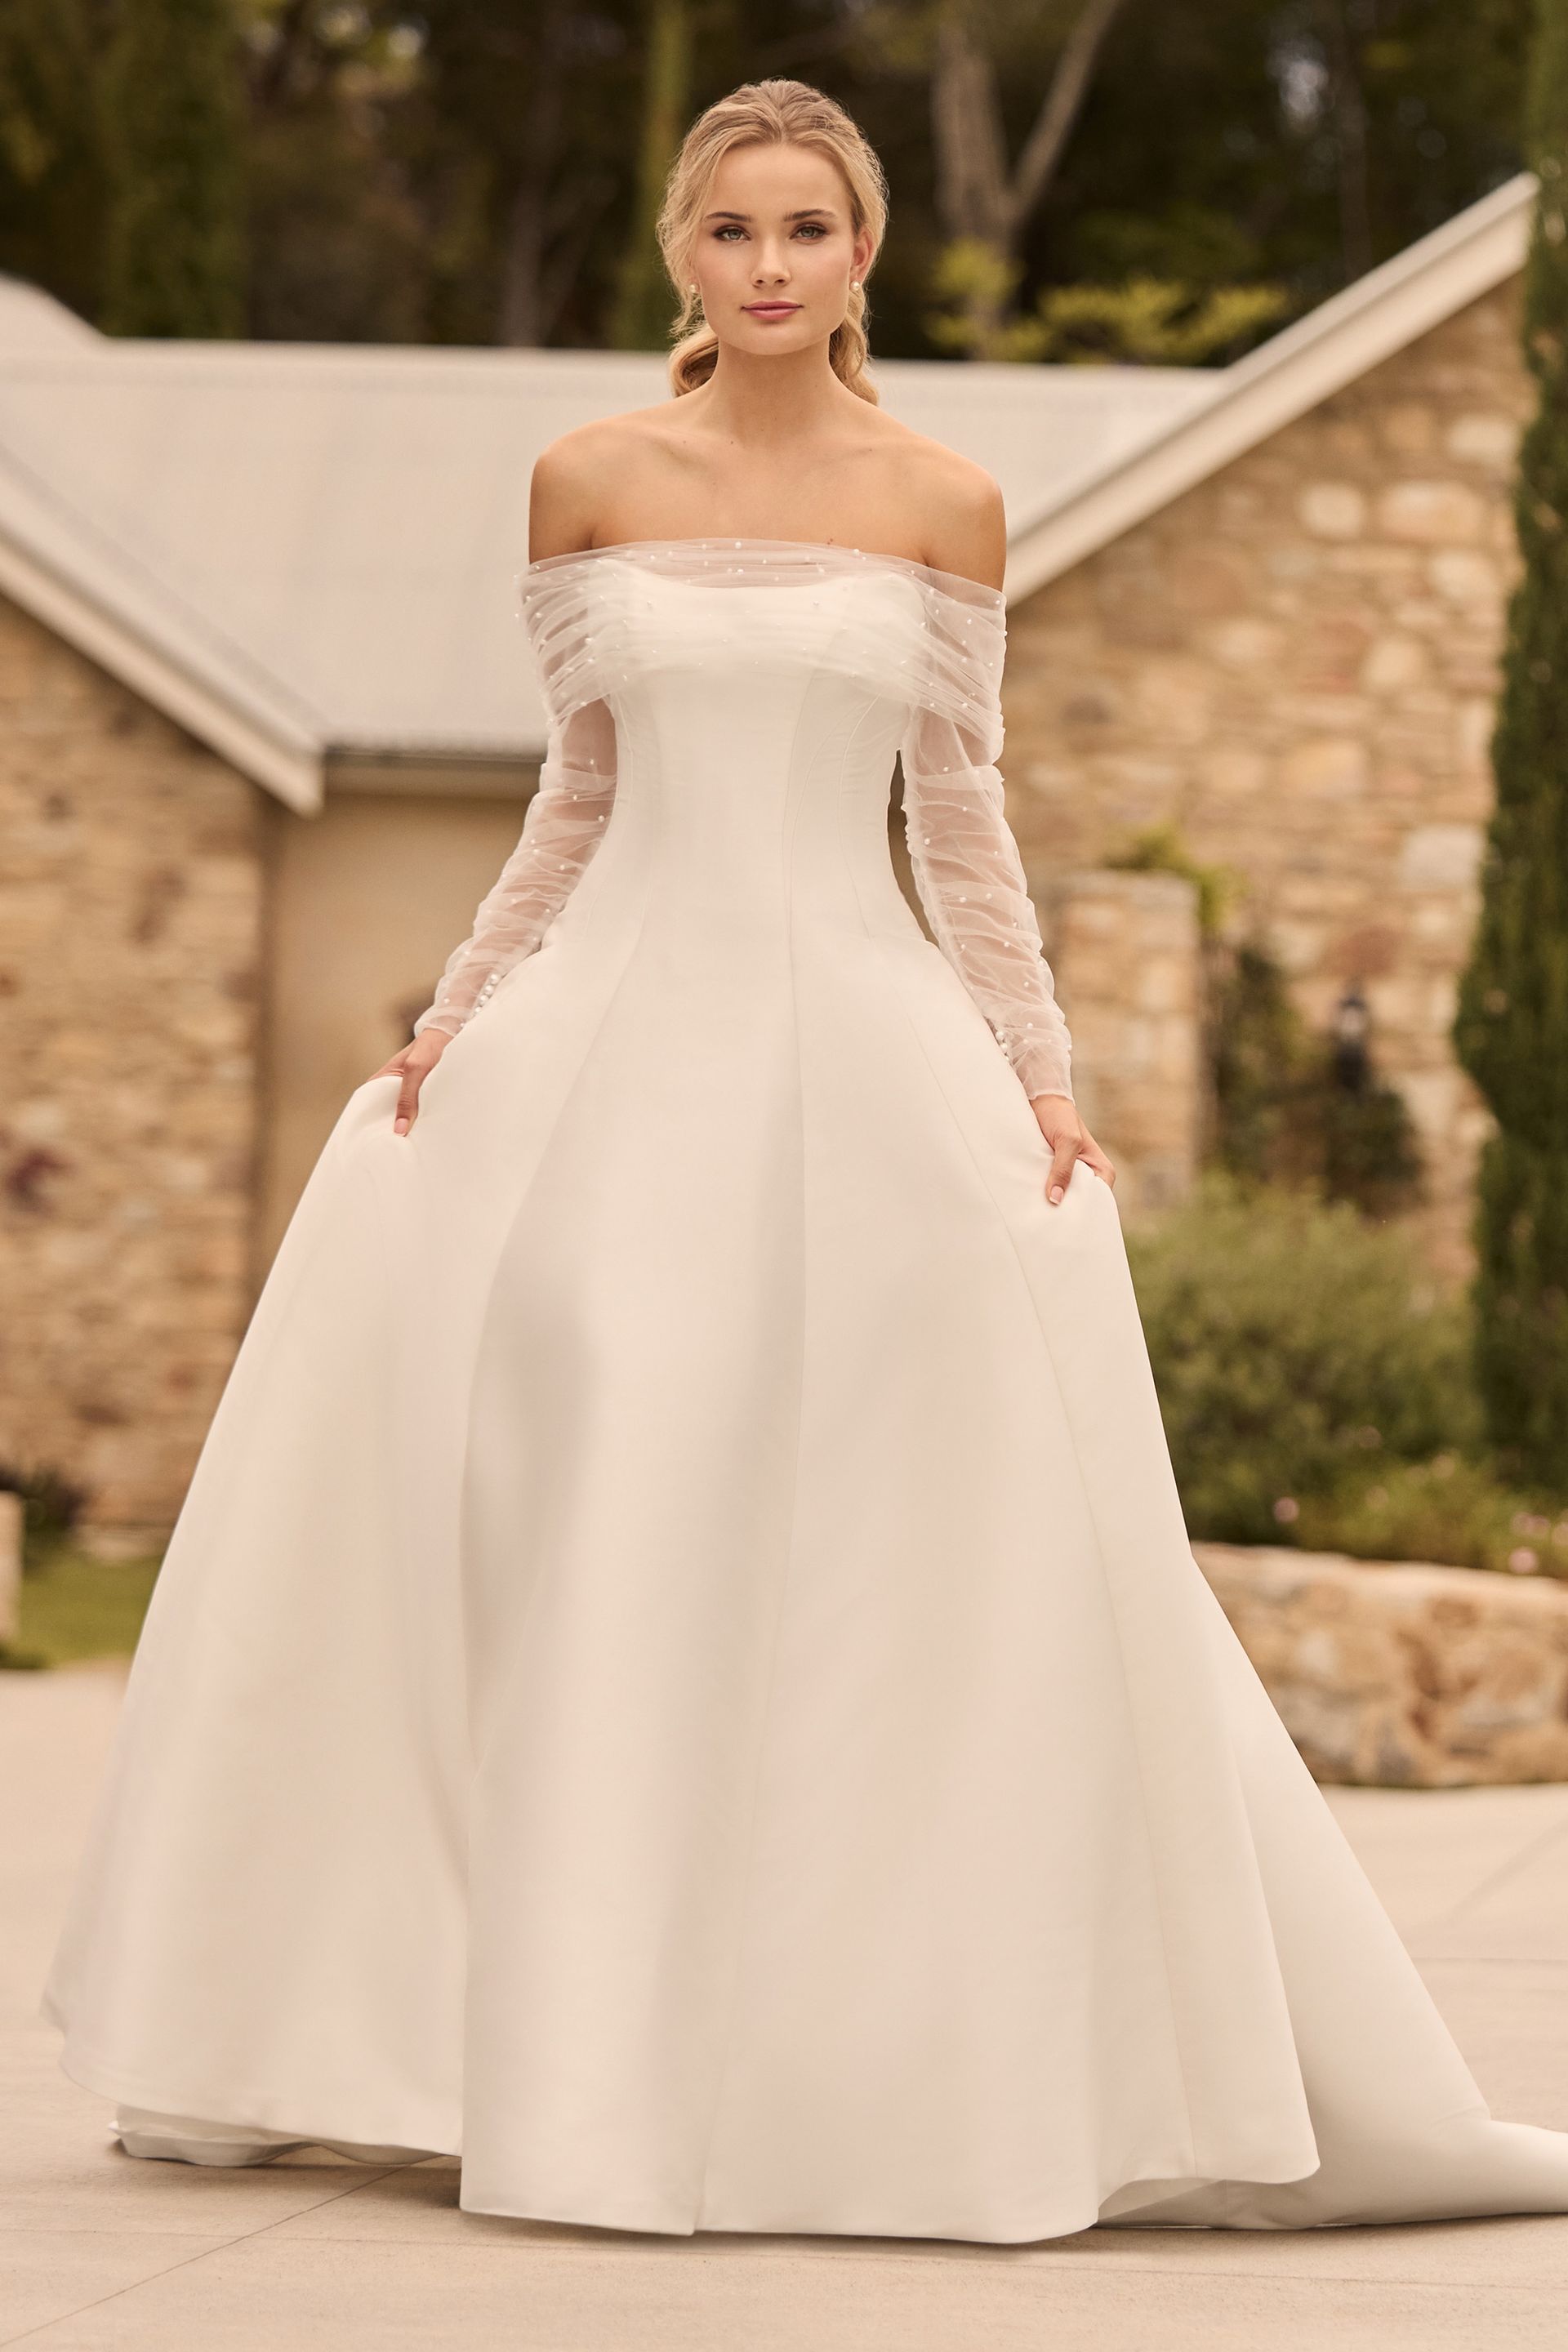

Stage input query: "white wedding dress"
[{"left": 41, "top": 540, "right": 1568, "bottom": 2238}]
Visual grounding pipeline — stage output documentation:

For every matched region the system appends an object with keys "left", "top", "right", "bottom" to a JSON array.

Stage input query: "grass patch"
[{"left": 2, "top": 1543, "right": 161, "bottom": 1670}]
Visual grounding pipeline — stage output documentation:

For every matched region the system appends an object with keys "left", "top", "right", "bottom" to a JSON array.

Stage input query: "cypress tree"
[
  {"left": 608, "top": 0, "right": 693, "bottom": 353},
  {"left": 1453, "top": 0, "right": 1568, "bottom": 1485},
  {"left": 100, "top": 0, "right": 246, "bottom": 336}
]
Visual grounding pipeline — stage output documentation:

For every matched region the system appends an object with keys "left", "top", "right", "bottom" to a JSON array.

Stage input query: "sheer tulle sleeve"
[
  {"left": 901, "top": 590, "right": 1074, "bottom": 1104},
  {"left": 412, "top": 698, "right": 615, "bottom": 1040}
]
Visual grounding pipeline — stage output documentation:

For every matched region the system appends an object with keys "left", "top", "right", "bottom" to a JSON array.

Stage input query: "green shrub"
[
  {"left": 0, "top": 1462, "right": 87, "bottom": 1566},
  {"left": 1290, "top": 1454, "right": 1568, "bottom": 1579},
  {"left": 1125, "top": 1172, "right": 1481, "bottom": 1544}
]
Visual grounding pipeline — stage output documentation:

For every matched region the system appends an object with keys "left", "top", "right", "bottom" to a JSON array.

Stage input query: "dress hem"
[
  {"left": 45, "top": 2020, "right": 462, "bottom": 2167},
  {"left": 51, "top": 2016, "right": 1349, "bottom": 2247}
]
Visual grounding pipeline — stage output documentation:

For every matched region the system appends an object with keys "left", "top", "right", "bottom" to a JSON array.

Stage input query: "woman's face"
[{"left": 688, "top": 142, "right": 873, "bottom": 365}]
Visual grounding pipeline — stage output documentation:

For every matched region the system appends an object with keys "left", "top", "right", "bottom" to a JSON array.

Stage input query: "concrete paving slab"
[
  {"left": 11, "top": 2233, "right": 1566, "bottom": 2352},
  {"left": 0, "top": 2109, "right": 416, "bottom": 2243},
  {"left": 261, "top": 2161, "right": 1568, "bottom": 2286},
  {"left": 1407, "top": 1961, "right": 1568, "bottom": 2125},
  {"left": 9, "top": 1665, "right": 1568, "bottom": 2349},
  {"left": 1321, "top": 1784, "right": 1568, "bottom": 1939},
  {"left": 1410, "top": 1820, "right": 1568, "bottom": 1962},
  {"left": 0, "top": 2225, "right": 234, "bottom": 2343}
]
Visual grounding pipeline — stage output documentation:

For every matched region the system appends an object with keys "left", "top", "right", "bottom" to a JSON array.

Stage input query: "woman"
[{"left": 43, "top": 80, "right": 1568, "bottom": 2239}]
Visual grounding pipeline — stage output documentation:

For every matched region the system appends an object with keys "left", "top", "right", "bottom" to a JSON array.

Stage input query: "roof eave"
[
  {"left": 0, "top": 532, "right": 323, "bottom": 812},
  {"left": 1004, "top": 171, "right": 1536, "bottom": 606}
]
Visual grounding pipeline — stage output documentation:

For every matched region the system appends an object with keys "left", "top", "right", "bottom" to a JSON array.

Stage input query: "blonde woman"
[{"left": 45, "top": 81, "right": 1568, "bottom": 2240}]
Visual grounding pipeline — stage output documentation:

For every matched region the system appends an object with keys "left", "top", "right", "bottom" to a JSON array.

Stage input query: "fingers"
[
  {"left": 394, "top": 1062, "right": 422, "bottom": 1136},
  {"left": 394, "top": 1049, "right": 434, "bottom": 1136},
  {"left": 1046, "top": 1136, "right": 1081, "bottom": 1207},
  {"left": 390, "top": 1034, "right": 452, "bottom": 1134}
]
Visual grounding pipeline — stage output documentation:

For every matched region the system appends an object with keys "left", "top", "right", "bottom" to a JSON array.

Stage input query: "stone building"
[
  {"left": 0, "top": 177, "right": 1539, "bottom": 1540},
  {"left": 999, "top": 175, "right": 1534, "bottom": 1281}
]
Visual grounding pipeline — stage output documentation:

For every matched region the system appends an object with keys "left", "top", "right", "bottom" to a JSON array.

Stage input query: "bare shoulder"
[
  {"left": 528, "top": 406, "right": 676, "bottom": 559},
  {"left": 892, "top": 430, "right": 1005, "bottom": 589}
]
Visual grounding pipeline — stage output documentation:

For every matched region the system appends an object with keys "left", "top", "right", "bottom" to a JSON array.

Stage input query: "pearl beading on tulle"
[{"left": 421, "top": 542, "right": 1072, "bottom": 1102}]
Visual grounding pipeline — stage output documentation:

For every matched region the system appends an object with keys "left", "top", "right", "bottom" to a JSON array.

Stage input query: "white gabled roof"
[
  {"left": 1004, "top": 172, "right": 1536, "bottom": 601},
  {"left": 0, "top": 274, "right": 100, "bottom": 350},
  {"left": 0, "top": 176, "right": 1537, "bottom": 808},
  {"left": 0, "top": 327, "right": 1206, "bottom": 808}
]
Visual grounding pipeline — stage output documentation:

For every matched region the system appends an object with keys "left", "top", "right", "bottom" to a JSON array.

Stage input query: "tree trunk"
[
  {"left": 608, "top": 0, "right": 692, "bottom": 351},
  {"left": 929, "top": 0, "right": 1128, "bottom": 357},
  {"left": 497, "top": 17, "right": 567, "bottom": 346}
]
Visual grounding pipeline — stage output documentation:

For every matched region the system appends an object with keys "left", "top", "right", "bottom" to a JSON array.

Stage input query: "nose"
[{"left": 751, "top": 237, "right": 791, "bottom": 284}]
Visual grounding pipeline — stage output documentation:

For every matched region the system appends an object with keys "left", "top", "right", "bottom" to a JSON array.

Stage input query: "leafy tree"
[
  {"left": 100, "top": 0, "right": 247, "bottom": 335},
  {"left": 1039, "top": 0, "right": 1530, "bottom": 320},
  {"left": 242, "top": 2, "right": 435, "bottom": 341},
  {"left": 608, "top": 0, "right": 693, "bottom": 350},
  {"left": 0, "top": 0, "right": 112, "bottom": 320},
  {"left": 926, "top": 243, "right": 1287, "bottom": 362},
  {"left": 0, "top": 0, "right": 1541, "bottom": 358},
  {"left": 1453, "top": 0, "right": 1568, "bottom": 1486},
  {"left": 927, "top": 0, "right": 1128, "bottom": 345},
  {"left": 411, "top": 0, "right": 642, "bottom": 347}
]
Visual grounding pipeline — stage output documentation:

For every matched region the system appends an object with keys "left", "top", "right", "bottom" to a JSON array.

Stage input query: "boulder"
[{"left": 1192, "top": 1541, "right": 1568, "bottom": 1787}]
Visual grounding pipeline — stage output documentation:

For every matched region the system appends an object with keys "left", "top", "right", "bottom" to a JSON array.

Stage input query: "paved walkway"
[{"left": 5, "top": 1664, "right": 1568, "bottom": 2350}]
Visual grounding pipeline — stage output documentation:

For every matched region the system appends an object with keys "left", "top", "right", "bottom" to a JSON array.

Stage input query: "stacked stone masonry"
[
  {"left": 1195, "top": 1540, "right": 1568, "bottom": 1788},
  {"left": 1004, "top": 283, "right": 1530, "bottom": 1275},
  {"left": 1032, "top": 868, "right": 1203, "bottom": 1218},
  {"left": 0, "top": 600, "right": 265, "bottom": 1540}
]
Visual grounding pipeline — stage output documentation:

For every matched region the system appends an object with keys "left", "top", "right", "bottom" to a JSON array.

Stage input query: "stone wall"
[
  {"left": 1005, "top": 283, "right": 1530, "bottom": 1273},
  {"left": 1196, "top": 1541, "right": 1568, "bottom": 1788},
  {"left": 1033, "top": 868, "right": 1203, "bottom": 1217},
  {"left": 0, "top": 599, "right": 265, "bottom": 1540}
]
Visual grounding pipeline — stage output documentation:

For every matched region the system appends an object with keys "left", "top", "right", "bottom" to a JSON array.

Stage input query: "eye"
[
  {"left": 711, "top": 224, "right": 746, "bottom": 242},
  {"left": 794, "top": 221, "right": 827, "bottom": 239}
]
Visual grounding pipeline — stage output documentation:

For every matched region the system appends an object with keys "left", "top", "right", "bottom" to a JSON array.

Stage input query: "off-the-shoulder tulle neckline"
[{"left": 518, "top": 537, "right": 1005, "bottom": 608}]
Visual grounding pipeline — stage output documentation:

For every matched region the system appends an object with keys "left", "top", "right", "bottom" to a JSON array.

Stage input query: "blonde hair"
[{"left": 657, "top": 80, "right": 888, "bottom": 404}]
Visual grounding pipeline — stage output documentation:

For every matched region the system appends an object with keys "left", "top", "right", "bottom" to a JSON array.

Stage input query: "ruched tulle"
[{"left": 416, "top": 541, "right": 1072, "bottom": 1100}]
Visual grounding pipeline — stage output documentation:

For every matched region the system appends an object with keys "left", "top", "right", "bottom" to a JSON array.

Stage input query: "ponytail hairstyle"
[{"left": 656, "top": 80, "right": 888, "bottom": 404}]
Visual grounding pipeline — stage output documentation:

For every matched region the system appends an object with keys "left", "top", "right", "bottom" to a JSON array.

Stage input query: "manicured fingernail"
[
  {"left": 1049, "top": 1185, "right": 1063, "bottom": 1204},
  {"left": 394, "top": 1118, "right": 408, "bottom": 1134}
]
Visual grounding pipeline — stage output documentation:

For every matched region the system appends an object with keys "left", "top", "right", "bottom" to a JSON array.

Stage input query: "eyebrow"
[{"left": 702, "top": 207, "right": 840, "bottom": 223}]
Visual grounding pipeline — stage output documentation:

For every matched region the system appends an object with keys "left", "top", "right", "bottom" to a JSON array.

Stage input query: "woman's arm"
[
  {"left": 373, "top": 443, "right": 617, "bottom": 1134},
  {"left": 909, "top": 456, "right": 1116, "bottom": 1204},
  {"left": 378, "top": 703, "right": 617, "bottom": 1133},
  {"left": 411, "top": 705, "right": 617, "bottom": 1049}
]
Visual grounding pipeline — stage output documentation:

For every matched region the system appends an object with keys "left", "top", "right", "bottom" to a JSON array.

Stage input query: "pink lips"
[{"left": 744, "top": 303, "right": 801, "bottom": 319}]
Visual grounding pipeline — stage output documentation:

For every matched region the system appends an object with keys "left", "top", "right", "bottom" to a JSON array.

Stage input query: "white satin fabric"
[
  {"left": 42, "top": 542, "right": 1568, "bottom": 2238},
  {"left": 416, "top": 541, "right": 1074, "bottom": 1104}
]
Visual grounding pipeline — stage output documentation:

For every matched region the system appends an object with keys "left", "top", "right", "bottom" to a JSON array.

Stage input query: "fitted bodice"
[
  {"left": 546, "top": 559, "right": 929, "bottom": 934},
  {"left": 416, "top": 540, "right": 1076, "bottom": 1104}
]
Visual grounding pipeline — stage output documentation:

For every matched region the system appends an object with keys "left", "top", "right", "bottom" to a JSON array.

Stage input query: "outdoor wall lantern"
[{"left": 1333, "top": 981, "right": 1370, "bottom": 1092}]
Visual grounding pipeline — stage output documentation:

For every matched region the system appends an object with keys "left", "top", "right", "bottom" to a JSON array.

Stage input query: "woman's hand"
[
  {"left": 372, "top": 1028, "right": 452, "bottom": 1135},
  {"left": 1029, "top": 1091, "right": 1116, "bottom": 1205}
]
